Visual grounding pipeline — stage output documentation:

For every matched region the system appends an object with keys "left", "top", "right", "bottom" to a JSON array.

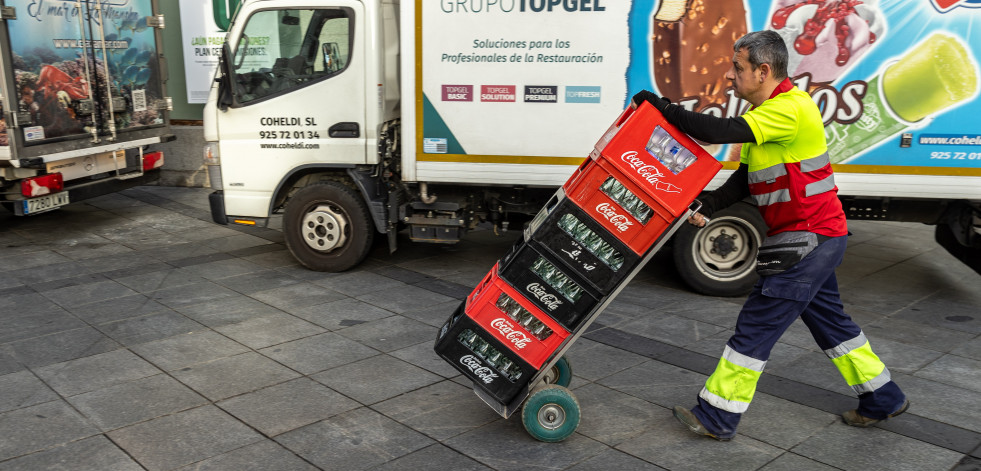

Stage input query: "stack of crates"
[{"left": 435, "top": 102, "right": 723, "bottom": 419}]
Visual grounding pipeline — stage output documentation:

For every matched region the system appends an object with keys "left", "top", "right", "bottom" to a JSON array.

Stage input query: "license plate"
[{"left": 22, "top": 192, "right": 70, "bottom": 214}]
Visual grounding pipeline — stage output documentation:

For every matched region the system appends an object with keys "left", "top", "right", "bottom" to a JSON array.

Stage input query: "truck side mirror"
[{"left": 217, "top": 43, "right": 236, "bottom": 110}]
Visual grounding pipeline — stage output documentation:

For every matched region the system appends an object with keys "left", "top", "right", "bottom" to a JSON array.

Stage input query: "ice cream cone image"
[{"left": 652, "top": 0, "right": 748, "bottom": 109}]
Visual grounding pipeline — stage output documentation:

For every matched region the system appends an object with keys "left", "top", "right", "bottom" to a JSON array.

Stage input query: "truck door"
[
  {"left": 214, "top": 4, "right": 366, "bottom": 216},
  {"left": 3, "top": 0, "right": 168, "bottom": 151}
]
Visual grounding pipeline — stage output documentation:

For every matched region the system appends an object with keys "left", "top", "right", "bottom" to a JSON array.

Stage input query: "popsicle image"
[
  {"left": 769, "top": 0, "right": 886, "bottom": 84},
  {"left": 825, "top": 33, "right": 979, "bottom": 163},
  {"left": 652, "top": 0, "right": 748, "bottom": 109}
]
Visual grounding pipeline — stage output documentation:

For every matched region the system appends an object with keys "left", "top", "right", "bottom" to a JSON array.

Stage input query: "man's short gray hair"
[{"left": 734, "top": 30, "right": 789, "bottom": 80}]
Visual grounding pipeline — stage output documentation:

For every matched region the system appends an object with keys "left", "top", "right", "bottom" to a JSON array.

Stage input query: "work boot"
[
  {"left": 672, "top": 406, "right": 732, "bottom": 441},
  {"left": 842, "top": 399, "right": 910, "bottom": 427}
]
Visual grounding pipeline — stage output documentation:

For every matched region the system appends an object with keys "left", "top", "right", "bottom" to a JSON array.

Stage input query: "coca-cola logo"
[
  {"left": 527, "top": 283, "right": 562, "bottom": 310},
  {"left": 620, "top": 151, "right": 682, "bottom": 193},
  {"left": 460, "top": 355, "right": 499, "bottom": 384},
  {"left": 490, "top": 318, "right": 532, "bottom": 349},
  {"left": 595, "top": 202, "right": 633, "bottom": 233}
]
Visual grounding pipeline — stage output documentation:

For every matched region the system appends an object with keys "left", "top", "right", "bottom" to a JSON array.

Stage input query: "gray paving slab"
[
  {"left": 572, "top": 382, "right": 663, "bottom": 446},
  {"left": 34, "top": 349, "right": 161, "bottom": 397},
  {"left": 148, "top": 280, "right": 243, "bottom": 309},
  {"left": 370, "top": 443, "right": 493, "bottom": 471},
  {"left": 258, "top": 332, "right": 380, "bottom": 375},
  {"left": 131, "top": 330, "right": 250, "bottom": 371},
  {"left": 0, "top": 400, "right": 99, "bottom": 462},
  {"left": 251, "top": 283, "right": 348, "bottom": 312},
  {"left": 355, "top": 284, "right": 456, "bottom": 313},
  {"left": 0, "top": 435, "right": 143, "bottom": 471},
  {"left": 564, "top": 338, "right": 649, "bottom": 382},
  {"left": 914, "top": 354, "right": 981, "bottom": 393},
  {"left": 175, "top": 440, "right": 319, "bottom": 471},
  {"left": 113, "top": 268, "right": 210, "bottom": 293},
  {"left": 616, "top": 314, "right": 730, "bottom": 348},
  {"left": 107, "top": 405, "right": 264, "bottom": 471},
  {"left": 389, "top": 340, "right": 462, "bottom": 378},
  {"left": 213, "top": 311, "right": 326, "bottom": 349},
  {"left": 791, "top": 422, "right": 963, "bottom": 471},
  {"left": 598, "top": 360, "right": 708, "bottom": 409},
  {"left": 176, "top": 296, "right": 287, "bottom": 328},
  {"left": 291, "top": 297, "right": 396, "bottom": 331},
  {"left": 274, "top": 407, "right": 434, "bottom": 470},
  {"left": 311, "top": 354, "right": 442, "bottom": 405},
  {"left": 0, "top": 294, "right": 86, "bottom": 344},
  {"left": 67, "top": 293, "right": 172, "bottom": 324},
  {"left": 67, "top": 373, "right": 208, "bottom": 431},
  {"left": 171, "top": 352, "right": 301, "bottom": 401},
  {"left": 757, "top": 453, "right": 841, "bottom": 471},
  {"left": 334, "top": 314, "right": 437, "bottom": 352},
  {"left": 310, "top": 270, "right": 407, "bottom": 296},
  {"left": 0, "top": 326, "right": 120, "bottom": 368},
  {"left": 96, "top": 310, "right": 205, "bottom": 346},
  {"left": 217, "top": 377, "right": 359, "bottom": 437},
  {"left": 0, "top": 370, "right": 59, "bottom": 414},
  {"left": 565, "top": 448, "right": 667, "bottom": 470},
  {"left": 444, "top": 418, "right": 610, "bottom": 471},
  {"left": 215, "top": 268, "right": 303, "bottom": 294},
  {"left": 372, "top": 380, "right": 501, "bottom": 441},
  {"left": 616, "top": 409, "right": 784, "bottom": 471}
]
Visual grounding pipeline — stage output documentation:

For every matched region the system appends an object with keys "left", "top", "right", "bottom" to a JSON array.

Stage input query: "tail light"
[
  {"left": 21, "top": 173, "right": 64, "bottom": 197},
  {"left": 142, "top": 151, "right": 164, "bottom": 171}
]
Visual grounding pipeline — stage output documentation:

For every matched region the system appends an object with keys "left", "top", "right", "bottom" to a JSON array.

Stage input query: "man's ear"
[{"left": 757, "top": 63, "right": 772, "bottom": 82}]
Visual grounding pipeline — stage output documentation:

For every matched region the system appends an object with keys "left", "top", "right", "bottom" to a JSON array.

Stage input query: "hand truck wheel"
[
  {"left": 543, "top": 356, "right": 572, "bottom": 388},
  {"left": 521, "top": 385, "right": 581, "bottom": 442}
]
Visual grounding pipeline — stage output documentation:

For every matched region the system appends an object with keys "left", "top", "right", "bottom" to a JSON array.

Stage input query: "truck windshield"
[{"left": 230, "top": 8, "right": 353, "bottom": 104}]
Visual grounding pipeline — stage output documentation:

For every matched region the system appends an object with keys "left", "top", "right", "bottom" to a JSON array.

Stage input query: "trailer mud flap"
[{"left": 935, "top": 210, "right": 981, "bottom": 276}]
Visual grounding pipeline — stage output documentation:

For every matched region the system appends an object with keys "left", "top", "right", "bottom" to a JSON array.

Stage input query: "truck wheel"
[
  {"left": 673, "top": 202, "right": 766, "bottom": 297},
  {"left": 283, "top": 182, "right": 374, "bottom": 272}
]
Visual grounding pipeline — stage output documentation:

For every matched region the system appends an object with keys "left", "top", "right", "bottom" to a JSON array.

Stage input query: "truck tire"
[
  {"left": 672, "top": 202, "right": 766, "bottom": 297},
  {"left": 283, "top": 182, "right": 374, "bottom": 272}
]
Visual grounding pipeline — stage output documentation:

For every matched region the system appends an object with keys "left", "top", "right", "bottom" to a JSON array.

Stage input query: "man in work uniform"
[{"left": 633, "top": 30, "right": 909, "bottom": 441}]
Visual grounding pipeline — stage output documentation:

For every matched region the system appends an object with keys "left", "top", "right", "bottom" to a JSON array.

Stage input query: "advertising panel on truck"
[{"left": 419, "top": 0, "right": 980, "bottom": 176}]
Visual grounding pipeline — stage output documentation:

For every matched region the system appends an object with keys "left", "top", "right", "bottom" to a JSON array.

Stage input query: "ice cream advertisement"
[{"left": 421, "top": 0, "right": 981, "bottom": 171}]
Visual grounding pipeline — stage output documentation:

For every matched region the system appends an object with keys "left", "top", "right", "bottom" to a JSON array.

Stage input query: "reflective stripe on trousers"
[
  {"left": 690, "top": 236, "right": 906, "bottom": 437},
  {"left": 824, "top": 332, "right": 892, "bottom": 394}
]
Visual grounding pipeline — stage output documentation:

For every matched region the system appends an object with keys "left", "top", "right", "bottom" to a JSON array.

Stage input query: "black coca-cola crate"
[
  {"left": 498, "top": 240, "right": 601, "bottom": 332},
  {"left": 524, "top": 192, "right": 641, "bottom": 294},
  {"left": 434, "top": 304, "right": 537, "bottom": 404}
]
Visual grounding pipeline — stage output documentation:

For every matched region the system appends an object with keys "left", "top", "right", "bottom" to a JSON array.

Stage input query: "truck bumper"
[{"left": 209, "top": 190, "right": 228, "bottom": 225}]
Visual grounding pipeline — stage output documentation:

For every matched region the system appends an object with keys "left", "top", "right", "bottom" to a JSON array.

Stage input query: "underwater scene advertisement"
[
  {"left": 4, "top": 0, "right": 165, "bottom": 146},
  {"left": 424, "top": 0, "right": 980, "bottom": 170}
]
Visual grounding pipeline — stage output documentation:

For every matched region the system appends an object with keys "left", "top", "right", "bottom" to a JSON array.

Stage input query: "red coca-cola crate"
[
  {"left": 563, "top": 159, "right": 675, "bottom": 255},
  {"left": 434, "top": 303, "right": 538, "bottom": 404},
  {"left": 464, "top": 264, "right": 570, "bottom": 369},
  {"left": 586, "top": 102, "right": 722, "bottom": 215}
]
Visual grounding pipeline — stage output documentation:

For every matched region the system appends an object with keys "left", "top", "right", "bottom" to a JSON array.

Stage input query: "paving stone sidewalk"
[{"left": 1, "top": 186, "right": 980, "bottom": 471}]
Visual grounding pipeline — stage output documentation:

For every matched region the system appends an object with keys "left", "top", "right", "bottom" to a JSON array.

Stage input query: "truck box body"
[
  {"left": 1, "top": 0, "right": 172, "bottom": 215},
  {"left": 402, "top": 1, "right": 980, "bottom": 197},
  {"left": 205, "top": 0, "right": 981, "bottom": 294}
]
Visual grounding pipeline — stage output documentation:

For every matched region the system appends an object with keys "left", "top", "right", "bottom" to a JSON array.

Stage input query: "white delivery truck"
[
  {"left": 0, "top": 0, "right": 172, "bottom": 216},
  {"left": 204, "top": 0, "right": 981, "bottom": 296}
]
